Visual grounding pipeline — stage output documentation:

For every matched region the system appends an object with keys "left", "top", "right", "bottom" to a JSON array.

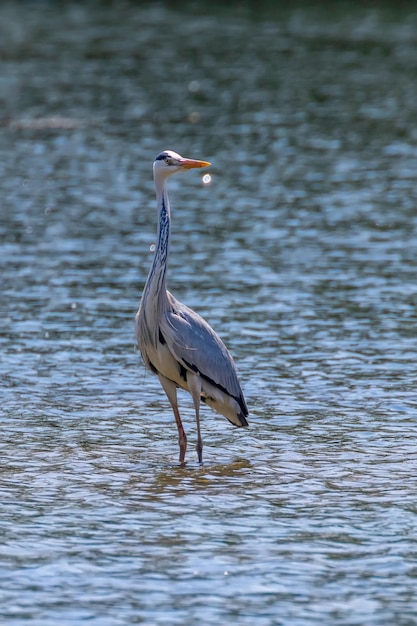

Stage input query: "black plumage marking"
[
  {"left": 183, "top": 359, "right": 198, "bottom": 373},
  {"left": 148, "top": 360, "right": 158, "bottom": 374},
  {"left": 158, "top": 329, "right": 166, "bottom": 345},
  {"left": 179, "top": 363, "right": 187, "bottom": 382}
]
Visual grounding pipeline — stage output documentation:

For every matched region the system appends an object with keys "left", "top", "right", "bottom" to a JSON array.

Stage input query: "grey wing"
[{"left": 160, "top": 293, "right": 248, "bottom": 415}]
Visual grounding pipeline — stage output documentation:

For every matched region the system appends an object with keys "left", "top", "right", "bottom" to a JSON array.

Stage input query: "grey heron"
[{"left": 136, "top": 150, "right": 248, "bottom": 465}]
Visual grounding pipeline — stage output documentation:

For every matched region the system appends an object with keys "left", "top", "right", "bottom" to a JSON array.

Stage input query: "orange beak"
[{"left": 179, "top": 158, "right": 211, "bottom": 169}]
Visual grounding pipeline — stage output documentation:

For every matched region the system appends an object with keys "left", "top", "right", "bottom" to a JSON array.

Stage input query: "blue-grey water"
[{"left": 1, "top": 2, "right": 417, "bottom": 624}]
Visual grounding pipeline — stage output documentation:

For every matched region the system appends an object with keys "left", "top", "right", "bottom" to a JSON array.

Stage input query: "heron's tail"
[
  {"left": 204, "top": 396, "right": 249, "bottom": 428},
  {"left": 236, "top": 411, "right": 249, "bottom": 427}
]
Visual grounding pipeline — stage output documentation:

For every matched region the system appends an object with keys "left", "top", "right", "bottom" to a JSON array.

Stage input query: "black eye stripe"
[{"left": 155, "top": 153, "right": 167, "bottom": 161}]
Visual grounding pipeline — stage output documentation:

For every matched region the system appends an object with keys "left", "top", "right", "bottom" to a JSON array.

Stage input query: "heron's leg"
[
  {"left": 187, "top": 373, "right": 203, "bottom": 464},
  {"left": 158, "top": 374, "right": 187, "bottom": 465},
  {"left": 172, "top": 405, "right": 187, "bottom": 465}
]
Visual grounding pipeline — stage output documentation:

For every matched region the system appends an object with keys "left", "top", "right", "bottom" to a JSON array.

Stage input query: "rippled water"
[{"left": 1, "top": 2, "right": 417, "bottom": 624}]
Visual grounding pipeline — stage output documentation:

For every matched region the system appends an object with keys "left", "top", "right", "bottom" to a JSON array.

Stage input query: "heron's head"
[{"left": 153, "top": 150, "right": 210, "bottom": 182}]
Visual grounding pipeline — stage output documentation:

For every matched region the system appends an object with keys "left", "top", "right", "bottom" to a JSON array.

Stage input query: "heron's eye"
[{"left": 165, "top": 157, "right": 176, "bottom": 166}]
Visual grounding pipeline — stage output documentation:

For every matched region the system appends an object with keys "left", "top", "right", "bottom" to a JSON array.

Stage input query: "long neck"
[{"left": 143, "top": 180, "right": 171, "bottom": 305}]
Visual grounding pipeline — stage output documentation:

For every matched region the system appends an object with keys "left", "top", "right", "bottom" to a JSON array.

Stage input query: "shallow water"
[{"left": 1, "top": 2, "right": 417, "bottom": 624}]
